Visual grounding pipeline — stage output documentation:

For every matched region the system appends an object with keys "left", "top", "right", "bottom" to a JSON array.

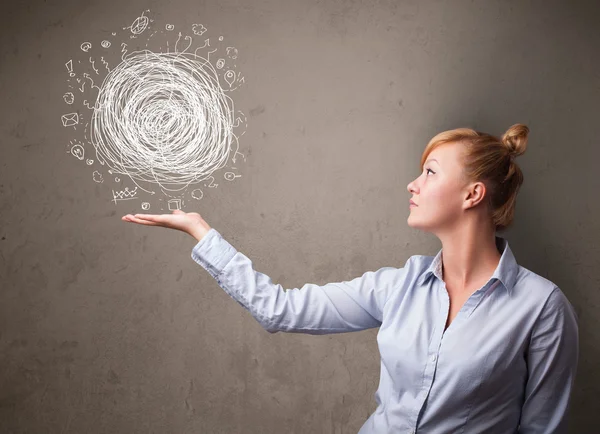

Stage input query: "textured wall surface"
[{"left": 1, "top": 0, "right": 599, "bottom": 432}]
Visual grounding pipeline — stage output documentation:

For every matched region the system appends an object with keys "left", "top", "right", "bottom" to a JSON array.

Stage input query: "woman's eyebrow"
[{"left": 425, "top": 158, "right": 440, "bottom": 165}]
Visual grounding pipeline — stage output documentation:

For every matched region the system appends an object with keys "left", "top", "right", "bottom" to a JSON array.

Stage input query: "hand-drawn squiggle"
[{"left": 90, "top": 50, "right": 235, "bottom": 191}]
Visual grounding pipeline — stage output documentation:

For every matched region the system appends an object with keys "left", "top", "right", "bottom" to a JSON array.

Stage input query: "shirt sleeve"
[
  {"left": 190, "top": 228, "right": 409, "bottom": 334},
  {"left": 518, "top": 286, "right": 579, "bottom": 433}
]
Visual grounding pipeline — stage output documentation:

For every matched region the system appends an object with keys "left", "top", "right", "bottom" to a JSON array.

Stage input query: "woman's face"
[{"left": 406, "top": 141, "right": 470, "bottom": 233}]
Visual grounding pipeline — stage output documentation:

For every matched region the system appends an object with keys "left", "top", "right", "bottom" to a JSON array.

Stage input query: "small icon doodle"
[
  {"left": 65, "top": 59, "right": 75, "bottom": 77},
  {"left": 224, "top": 70, "right": 235, "bottom": 87},
  {"left": 129, "top": 12, "right": 149, "bottom": 35},
  {"left": 191, "top": 189, "right": 203, "bottom": 200},
  {"left": 80, "top": 42, "right": 92, "bottom": 52},
  {"left": 192, "top": 24, "right": 207, "bottom": 36},
  {"left": 63, "top": 92, "right": 74, "bottom": 104},
  {"left": 71, "top": 144, "right": 85, "bottom": 160},
  {"left": 168, "top": 198, "right": 182, "bottom": 210},
  {"left": 101, "top": 40, "right": 111, "bottom": 48},
  {"left": 61, "top": 112, "right": 79, "bottom": 127},
  {"left": 226, "top": 47, "right": 238, "bottom": 59},
  {"left": 112, "top": 187, "right": 138, "bottom": 204},
  {"left": 165, "top": 24, "right": 174, "bottom": 31},
  {"left": 86, "top": 159, "right": 94, "bottom": 165},
  {"left": 224, "top": 172, "right": 241, "bottom": 181},
  {"left": 93, "top": 171, "right": 104, "bottom": 183},
  {"left": 216, "top": 58, "right": 225, "bottom": 69},
  {"left": 141, "top": 202, "right": 150, "bottom": 210}
]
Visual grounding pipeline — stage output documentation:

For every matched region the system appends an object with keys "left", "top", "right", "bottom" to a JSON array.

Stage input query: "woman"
[{"left": 123, "top": 124, "right": 579, "bottom": 433}]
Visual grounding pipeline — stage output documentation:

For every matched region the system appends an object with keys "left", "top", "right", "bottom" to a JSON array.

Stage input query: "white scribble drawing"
[
  {"left": 65, "top": 59, "right": 75, "bottom": 77},
  {"left": 63, "top": 92, "right": 74, "bottom": 104},
  {"left": 93, "top": 171, "right": 104, "bottom": 183},
  {"left": 90, "top": 49, "right": 236, "bottom": 192},
  {"left": 226, "top": 47, "right": 238, "bottom": 59},
  {"left": 62, "top": 10, "right": 247, "bottom": 209},
  {"left": 127, "top": 11, "right": 150, "bottom": 35},
  {"left": 61, "top": 112, "right": 79, "bottom": 127},
  {"left": 224, "top": 172, "right": 241, "bottom": 181},
  {"left": 112, "top": 187, "right": 138, "bottom": 204},
  {"left": 191, "top": 189, "right": 203, "bottom": 200},
  {"left": 168, "top": 198, "right": 182, "bottom": 210},
  {"left": 218, "top": 36, "right": 223, "bottom": 41},
  {"left": 141, "top": 202, "right": 150, "bottom": 210},
  {"left": 112, "top": 32, "right": 116, "bottom": 36},
  {"left": 71, "top": 144, "right": 85, "bottom": 160},
  {"left": 192, "top": 24, "right": 207, "bottom": 36}
]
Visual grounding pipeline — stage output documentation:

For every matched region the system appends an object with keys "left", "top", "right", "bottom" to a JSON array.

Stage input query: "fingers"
[{"left": 122, "top": 214, "right": 163, "bottom": 226}]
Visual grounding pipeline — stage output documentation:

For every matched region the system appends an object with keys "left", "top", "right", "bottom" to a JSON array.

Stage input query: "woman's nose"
[{"left": 407, "top": 179, "right": 417, "bottom": 194}]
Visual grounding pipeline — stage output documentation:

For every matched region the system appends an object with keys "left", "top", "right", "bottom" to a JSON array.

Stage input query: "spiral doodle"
[{"left": 90, "top": 50, "right": 235, "bottom": 190}]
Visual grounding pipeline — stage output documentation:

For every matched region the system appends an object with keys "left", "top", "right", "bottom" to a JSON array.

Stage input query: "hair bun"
[{"left": 502, "top": 123, "right": 529, "bottom": 158}]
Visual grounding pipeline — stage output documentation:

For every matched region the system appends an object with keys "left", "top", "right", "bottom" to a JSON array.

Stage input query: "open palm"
[{"left": 122, "top": 210, "right": 212, "bottom": 242}]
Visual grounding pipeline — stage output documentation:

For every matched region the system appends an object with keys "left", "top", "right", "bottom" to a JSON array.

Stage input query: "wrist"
[{"left": 190, "top": 225, "right": 210, "bottom": 242}]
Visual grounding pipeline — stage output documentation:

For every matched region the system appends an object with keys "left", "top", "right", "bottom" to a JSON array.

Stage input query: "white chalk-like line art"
[
  {"left": 192, "top": 24, "right": 207, "bottom": 36},
  {"left": 90, "top": 49, "right": 236, "bottom": 192},
  {"left": 141, "top": 202, "right": 150, "bottom": 210},
  {"left": 174, "top": 32, "right": 192, "bottom": 54},
  {"left": 191, "top": 189, "right": 203, "bottom": 200},
  {"left": 71, "top": 143, "right": 85, "bottom": 160},
  {"left": 224, "top": 70, "right": 236, "bottom": 87},
  {"left": 224, "top": 172, "right": 241, "bottom": 181},
  {"left": 61, "top": 112, "right": 79, "bottom": 127},
  {"left": 203, "top": 176, "right": 218, "bottom": 188},
  {"left": 65, "top": 59, "right": 75, "bottom": 77},
  {"left": 112, "top": 187, "right": 138, "bottom": 204},
  {"left": 63, "top": 92, "right": 74, "bottom": 104},
  {"left": 126, "top": 11, "right": 150, "bottom": 35},
  {"left": 100, "top": 57, "right": 110, "bottom": 73},
  {"left": 168, "top": 198, "right": 182, "bottom": 210},
  {"left": 90, "top": 57, "right": 99, "bottom": 74},
  {"left": 62, "top": 10, "right": 247, "bottom": 210},
  {"left": 226, "top": 47, "right": 238, "bottom": 59}
]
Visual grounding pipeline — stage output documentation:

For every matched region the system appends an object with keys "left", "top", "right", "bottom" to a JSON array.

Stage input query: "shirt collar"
[{"left": 416, "top": 235, "right": 519, "bottom": 295}]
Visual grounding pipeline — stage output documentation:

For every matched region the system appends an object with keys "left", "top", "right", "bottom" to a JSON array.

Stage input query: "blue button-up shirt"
[{"left": 191, "top": 228, "right": 579, "bottom": 433}]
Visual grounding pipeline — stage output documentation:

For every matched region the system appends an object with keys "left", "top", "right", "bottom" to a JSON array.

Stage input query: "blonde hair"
[{"left": 420, "top": 123, "right": 529, "bottom": 232}]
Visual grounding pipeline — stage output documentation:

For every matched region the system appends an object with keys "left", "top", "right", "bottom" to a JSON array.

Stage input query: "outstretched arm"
[{"left": 123, "top": 211, "right": 409, "bottom": 334}]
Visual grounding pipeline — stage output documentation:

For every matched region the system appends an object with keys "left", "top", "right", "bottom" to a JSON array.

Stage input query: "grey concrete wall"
[{"left": 1, "top": 0, "right": 598, "bottom": 432}]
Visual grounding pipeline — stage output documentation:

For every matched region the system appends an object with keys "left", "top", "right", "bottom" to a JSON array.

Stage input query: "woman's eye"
[{"left": 426, "top": 168, "right": 435, "bottom": 175}]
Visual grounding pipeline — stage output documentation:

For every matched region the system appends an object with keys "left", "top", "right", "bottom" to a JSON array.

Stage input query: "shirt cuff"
[{"left": 190, "top": 228, "right": 237, "bottom": 279}]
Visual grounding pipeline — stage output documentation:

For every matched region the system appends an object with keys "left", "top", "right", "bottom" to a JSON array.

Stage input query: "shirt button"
[{"left": 431, "top": 354, "right": 437, "bottom": 362}]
